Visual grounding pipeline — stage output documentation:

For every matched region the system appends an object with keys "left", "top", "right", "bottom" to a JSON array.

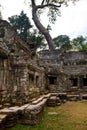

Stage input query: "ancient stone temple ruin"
[
  {"left": 0, "top": 19, "right": 87, "bottom": 129},
  {"left": 38, "top": 50, "right": 87, "bottom": 94},
  {"left": 0, "top": 19, "right": 46, "bottom": 104}
]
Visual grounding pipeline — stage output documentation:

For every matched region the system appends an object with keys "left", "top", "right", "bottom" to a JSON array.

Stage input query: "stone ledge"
[{"left": 0, "top": 94, "right": 51, "bottom": 128}]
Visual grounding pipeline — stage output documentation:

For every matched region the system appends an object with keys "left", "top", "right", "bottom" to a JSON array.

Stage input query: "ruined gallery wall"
[
  {"left": 38, "top": 50, "right": 87, "bottom": 93},
  {"left": 0, "top": 20, "right": 45, "bottom": 104}
]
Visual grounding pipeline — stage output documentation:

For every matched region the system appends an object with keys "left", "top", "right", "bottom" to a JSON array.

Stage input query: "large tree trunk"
[{"left": 31, "top": 0, "right": 55, "bottom": 51}]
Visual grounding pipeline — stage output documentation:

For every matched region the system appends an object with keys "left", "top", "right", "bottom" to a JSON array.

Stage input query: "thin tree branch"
[
  {"left": 41, "top": 0, "right": 45, "bottom": 5},
  {"left": 46, "top": 0, "right": 50, "bottom": 4},
  {"left": 36, "top": 3, "right": 61, "bottom": 10}
]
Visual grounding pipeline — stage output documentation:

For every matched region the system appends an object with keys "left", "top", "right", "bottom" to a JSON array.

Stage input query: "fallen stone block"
[
  {"left": 47, "top": 96, "right": 57, "bottom": 107},
  {"left": 67, "top": 94, "right": 79, "bottom": 101},
  {"left": 81, "top": 94, "right": 87, "bottom": 100},
  {"left": 58, "top": 93, "right": 67, "bottom": 103},
  {"left": 0, "top": 107, "right": 19, "bottom": 128},
  {"left": 20, "top": 98, "right": 47, "bottom": 125},
  {"left": 0, "top": 114, "right": 7, "bottom": 130}
]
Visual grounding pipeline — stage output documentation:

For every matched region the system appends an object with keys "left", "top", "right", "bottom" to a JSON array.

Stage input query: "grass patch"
[{"left": 8, "top": 101, "right": 87, "bottom": 130}]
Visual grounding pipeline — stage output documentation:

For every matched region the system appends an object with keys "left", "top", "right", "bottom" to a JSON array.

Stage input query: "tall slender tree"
[{"left": 29, "top": 0, "right": 79, "bottom": 51}]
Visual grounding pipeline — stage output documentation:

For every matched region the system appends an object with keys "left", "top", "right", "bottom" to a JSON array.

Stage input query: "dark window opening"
[
  {"left": 36, "top": 76, "right": 39, "bottom": 86},
  {"left": 49, "top": 76, "right": 57, "bottom": 84},
  {"left": 64, "top": 62, "right": 67, "bottom": 66},
  {"left": 83, "top": 78, "right": 87, "bottom": 86},
  {"left": 29, "top": 74, "right": 34, "bottom": 82},
  {"left": 70, "top": 78, "right": 78, "bottom": 86}
]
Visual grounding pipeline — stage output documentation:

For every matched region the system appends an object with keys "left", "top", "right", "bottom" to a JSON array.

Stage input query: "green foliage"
[
  {"left": 54, "top": 35, "right": 72, "bottom": 50},
  {"left": 8, "top": 11, "right": 32, "bottom": 41},
  {"left": 8, "top": 11, "right": 45, "bottom": 50},
  {"left": 53, "top": 35, "right": 87, "bottom": 51},
  {"left": 71, "top": 35, "right": 87, "bottom": 51},
  {"left": 47, "top": 6, "right": 61, "bottom": 24},
  {"left": 80, "top": 44, "right": 87, "bottom": 51},
  {"left": 28, "top": 29, "right": 45, "bottom": 50}
]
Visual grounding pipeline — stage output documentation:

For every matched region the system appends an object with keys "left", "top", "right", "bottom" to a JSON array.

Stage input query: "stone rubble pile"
[
  {"left": 0, "top": 94, "right": 51, "bottom": 129},
  {"left": 47, "top": 93, "right": 67, "bottom": 107},
  {"left": 0, "top": 92, "right": 87, "bottom": 129}
]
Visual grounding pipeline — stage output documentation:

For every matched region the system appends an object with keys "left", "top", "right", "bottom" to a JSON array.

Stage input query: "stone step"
[{"left": 0, "top": 94, "right": 50, "bottom": 127}]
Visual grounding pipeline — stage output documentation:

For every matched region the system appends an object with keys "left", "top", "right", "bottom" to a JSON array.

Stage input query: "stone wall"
[
  {"left": 38, "top": 50, "right": 87, "bottom": 93},
  {"left": 0, "top": 20, "right": 45, "bottom": 104},
  {"left": 2, "top": 19, "right": 87, "bottom": 104}
]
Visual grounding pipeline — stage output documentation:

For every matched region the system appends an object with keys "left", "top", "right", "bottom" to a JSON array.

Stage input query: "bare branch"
[
  {"left": 46, "top": 0, "right": 50, "bottom": 4},
  {"left": 31, "top": 0, "right": 80, "bottom": 51},
  {"left": 36, "top": 3, "right": 61, "bottom": 10},
  {"left": 41, "top": 0, "right": 45, "bottom": 5}
]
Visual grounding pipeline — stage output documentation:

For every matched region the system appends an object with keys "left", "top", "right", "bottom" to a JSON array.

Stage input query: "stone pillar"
[
  {"left": 20, "top": 67, "right": 29, "bottom": 95},
  {"left": 41, "top": 72, "right": 45, "bottom": 91}
]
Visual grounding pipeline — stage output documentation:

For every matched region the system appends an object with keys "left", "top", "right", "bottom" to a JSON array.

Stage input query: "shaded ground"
[{"left": 8, "top": 101, "right": 87, "bottom": 130}]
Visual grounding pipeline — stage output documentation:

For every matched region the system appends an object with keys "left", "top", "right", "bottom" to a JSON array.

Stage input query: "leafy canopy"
[
  {"left": 8, "top": 11, "right": 32, "bottom": 41},
  {"left": 53, "top": 35, "right": 87, "bottom": 51},
  {"left": 8, "top": 11, "right": 45, "bottom": 51},
  {"left": 53, "top": 35, "right": 72, "bottom": 50},
  {"left": 72, "top": 36, "right": 87, "bottom": 51}
]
